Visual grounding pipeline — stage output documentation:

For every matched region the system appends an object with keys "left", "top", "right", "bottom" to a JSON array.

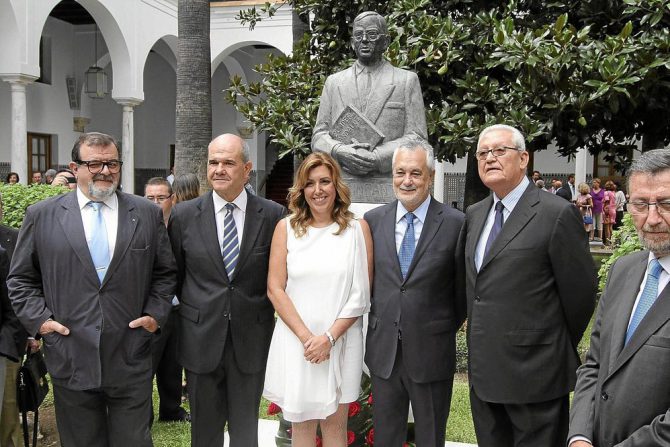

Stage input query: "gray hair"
[
  {"left": 628, "top": 148, "right": 670, "bottom": 188},
  {"left": 477, "top": 124, "right": 526, "bottom": 152},
  {"left": 44, "top": 169, "right": 57, "bottom": 178},
  {"left": 392, "top": 137, "right": 435, "bottom": 172}
]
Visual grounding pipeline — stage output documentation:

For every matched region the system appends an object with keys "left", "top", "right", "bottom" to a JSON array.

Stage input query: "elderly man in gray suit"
[
  {"left": 364, "top": 137, "right": 465, "bottom": 446},
  {"left": 312, "top": 11, "right": 426, "bottom": 201},
  {"left": 569, "top": 149, "right": 670, "bottom": 447},
  {"left": 168, "top": 134, "right": 285, "bottom": 447},
  {"left": 8, "top": 132, "right": 177, "bottom": 447},
  {"left": 461, "top": 124, "right": 597, "bottom": 447}
]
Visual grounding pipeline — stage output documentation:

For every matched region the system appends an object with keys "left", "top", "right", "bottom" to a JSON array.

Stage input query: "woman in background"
[
  {"left": 264, "top": 152, "right": 372, "bottom": 447},
  {"left": 603, "top": 180, "right": 617, "bottom": 246},
  {"left": 590, "top": 178, "right": 605, "bottom": 242},
  {"left": 171, "top": 173, "right": 200, "bottom": 204},
  {"left": 5, "top": 173, "right": 18, "bottom": 185},
  {"left": 576, "top": 182, "right": 594, "bottom": 236}
]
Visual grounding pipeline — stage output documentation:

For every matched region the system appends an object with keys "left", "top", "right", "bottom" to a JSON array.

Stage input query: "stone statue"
[{"left": 312, "top": 11, "right": 427, "bottom": 203}]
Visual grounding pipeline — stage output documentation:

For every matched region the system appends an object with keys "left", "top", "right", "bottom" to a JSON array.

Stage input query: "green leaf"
[
  {"left": 578, "top": 116, "right": 587, "bottom": 127},
  {"left": 619, "top": 21, "right": 633, "bottom": 40}
]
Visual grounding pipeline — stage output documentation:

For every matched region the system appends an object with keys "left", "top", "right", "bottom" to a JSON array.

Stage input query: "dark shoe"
[{"left": 159, "top": 408, "right": 190, "bottom": 423}]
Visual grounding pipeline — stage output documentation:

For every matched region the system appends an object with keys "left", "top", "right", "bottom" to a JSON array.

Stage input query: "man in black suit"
[
  {"left": 556, "top": 179, "right": 573, "bottom": 202},
  {"left": 364, "top": 138, "right": 465, "bottom": 446},
  {"left": 168, "top": 134, "right": 285, "bottom": 446},
  {"left": 461, "top": 124, "right": 596, "bottom": 447},
  {"left": 8, "top": 132, "right": 177, "bottom": 447},
  {"left": 569, "top": 149, "right": 670, "bottom": 446}
]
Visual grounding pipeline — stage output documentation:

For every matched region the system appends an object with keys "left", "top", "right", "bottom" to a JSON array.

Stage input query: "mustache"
[{"left": 93, "top": 174, "right": 115, "bottom": 182}]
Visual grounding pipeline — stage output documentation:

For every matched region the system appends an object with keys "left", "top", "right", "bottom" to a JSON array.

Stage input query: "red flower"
[
  {"left": 367, "top": 393, "right": 373, "bottom": 405},
  {"left": 366, "top": 428, "right": 374, "bottom": 445},
  {"left": 267, "top": 402, "right": 282, "bottom": 416},
  {"left": 316, "top": 436, "right": 322, "bottom": 447},
  {"left": 347, "top": 430, "right": 355, "bottom": 445},
  {"left": 348, "top": 401, "right": 361, "bottom": 418}
]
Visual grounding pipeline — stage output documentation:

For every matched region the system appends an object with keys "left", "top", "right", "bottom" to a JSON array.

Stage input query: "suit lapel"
[
  {"left": 607, "top": 254, "right": 647, "bottom": 373},
  {"left": 467, "top": 197, "right": 492, "bottom": 272},
  {"left": 337, "top": 67, "right": 359, "bottom": 110},
  {"left": 480, "top": 184, "right": 537, "bottom": 270},
  {"left": 103, "top": 192, "right": 138, "bottom": 287},
  {"left": 364, "top": 62, "right": 396, "bottom": 124},
  {"left": 404, "top": 198, "right": 443, "bottom": 281},
  {"left": 235, "top": 194, "right": 264, "bottom": 274},
  {"left": 59, "top": 192, "right": 98, "bottom": 281},
  {"left": 197, "top": 192, "right": 229, "bottom": 281},
  {"left": 380, "top": 201, "right": 402, "bottom": 280}
]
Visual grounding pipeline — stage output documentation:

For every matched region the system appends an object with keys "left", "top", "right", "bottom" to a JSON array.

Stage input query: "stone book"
[{"left": 330, "top": 105, "right": 385, "bottom": 149}]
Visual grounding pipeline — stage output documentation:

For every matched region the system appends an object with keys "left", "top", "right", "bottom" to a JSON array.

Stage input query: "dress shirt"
[
  {"left": 569, "top": 182, "right": 576, "bottom": 201},
  {"left": 354, "top": 60, "right": 385, "bottom": 112},
  {"left": 569, "top": 252, "right": 670, "bottom": 447},
  {"left": 213, "top": 188, "right": 247, "bottom": 251},
  {"left": 77, "top": 187, "right": 118, "bottom": 261},
  {"left": 394, "top": 195, "right": 431, "bottom": 253},
  {"left": 475, "top": 176, "right": 530, "bottom": 271}
]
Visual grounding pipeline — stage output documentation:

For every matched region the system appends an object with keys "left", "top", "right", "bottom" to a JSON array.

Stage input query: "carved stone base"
[{"left": 343, "top": 175, "right": 394, "bottom": 204}]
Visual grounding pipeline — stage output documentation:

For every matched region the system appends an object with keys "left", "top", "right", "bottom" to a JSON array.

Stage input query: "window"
[{"left": 27, "top": 133, "right": 52, "bottom": 175}]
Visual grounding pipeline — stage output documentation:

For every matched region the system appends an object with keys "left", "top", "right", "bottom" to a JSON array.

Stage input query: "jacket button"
[
  {"left": 95, "top": 326, "right": 100, "bottom": 331},
  {"left": 229, "top": 285, "right": 234, "bottom": 291},
  {"left": 223, "top": 311, "right": 229, "bottom": 317},
  {"left": 475, "top": 296, "right": 481, "bottom": 302},
  {"left": 601, "top": 392, "right": 608, "bottom": 401},
  {"left": 400, "top": 287, "right": 406, "bottom": 293}
]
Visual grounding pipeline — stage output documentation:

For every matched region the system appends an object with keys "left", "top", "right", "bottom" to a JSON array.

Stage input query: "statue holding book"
[{"left": 312, "top": 11, "right": 427, "bottom": 203}]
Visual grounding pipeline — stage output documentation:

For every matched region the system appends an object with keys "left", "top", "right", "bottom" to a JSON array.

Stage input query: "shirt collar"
[
  {"left": 213, "top": 188, "right": 248, "bottom": 215},
  {"left": 648, "top": 252, "right": 670, "bottom": 274},
  {"left": 76, "top": 187, "right": 118, "bottom": 210},
  {"left": 396, "top": 194, "right": 431, "bottom": 224},
  {"left": 493, "top": 176, "right": 530, "bottom": 213},
  {"left": 354, "top": 59, "right": 386, "bottom": 76}
]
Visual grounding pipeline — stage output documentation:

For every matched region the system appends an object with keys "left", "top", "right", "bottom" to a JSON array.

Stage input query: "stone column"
[
  {"left": 116, "top": 99, "right": 142, "bottom": 194},
  {"left": 575, "top": 147, "right": 588, "bottom": 187},
  {"left": 433, "top": 158, "right": 445, "bottom": 203},
  {"left": 2, "top": 75, "right": 37, "bottom": 183}
]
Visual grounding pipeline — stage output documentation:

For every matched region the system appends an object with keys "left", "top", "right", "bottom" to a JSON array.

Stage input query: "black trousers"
[
  {"left": 151, "top": 306, "right": 184, "bottom": 420},
  {"left": 371, "top": 343, "right": 453, "bottom": 447},
  {"left": 469, "top": 386, "right": 569, "bottom": 447},
  {"left": 53, "top": 380, "right": 153, "bottom": 447},
  {"left": 187, "top": 329, "right": 265, "bottom": 447}
]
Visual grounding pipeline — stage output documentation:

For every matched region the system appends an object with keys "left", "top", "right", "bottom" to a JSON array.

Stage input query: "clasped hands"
[
  {"left": 303, "top": 333, "right": 332, "bottom": 364},
  {"left": 335, "top": 143, "right": 377, "bottom": 175},
  {"left": 38, "top": 315, "right": 159, "bottom": 336}
]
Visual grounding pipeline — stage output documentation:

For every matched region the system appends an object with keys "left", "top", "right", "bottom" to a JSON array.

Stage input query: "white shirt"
[
  {"left": 475, "top": 177, "right": 530, "bottom": 271},
  {"left": 213, "top": 188, "right": 247, "bottom": 250},
  {"left": 394, "top": 195, "right": 431, "bottom": 253},
  {"left": 77, "top": 187, "right": 118, "bottom": 261}
]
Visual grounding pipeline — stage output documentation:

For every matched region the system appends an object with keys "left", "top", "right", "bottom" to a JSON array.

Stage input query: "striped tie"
[
  {"left": 398, "top": 212, "right": 415, "bottom": 279},
  {"left": 222, "top": 203, "right": 239, "bottom": 278}
]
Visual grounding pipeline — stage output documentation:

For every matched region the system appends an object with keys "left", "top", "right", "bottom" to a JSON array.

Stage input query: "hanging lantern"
[{"left": 85, "top": 24, "right": 108, "bottom": 98}]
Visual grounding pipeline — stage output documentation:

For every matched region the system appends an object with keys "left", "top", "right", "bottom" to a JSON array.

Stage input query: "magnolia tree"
[{"left": 228, "top": 0, "right": 670, "bottom": 206}]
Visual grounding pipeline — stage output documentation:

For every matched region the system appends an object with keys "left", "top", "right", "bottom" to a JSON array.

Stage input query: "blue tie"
[
  {"left": 626, "top": 259, "right": 664, "bottom": 345},
  {"left": 222, "top": 203, "right": 240, "bottom": 278},
  {"left": 398, "top": 212, "right": 416, "bottom": 279},
  {"left": 484, "top": 201, "right": 505, "bottom": 257},
  {"left": 87, "top": 202, "right": 110, "bottom": 284}
]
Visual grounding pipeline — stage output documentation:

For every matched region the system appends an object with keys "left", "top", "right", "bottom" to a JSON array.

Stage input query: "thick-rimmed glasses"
[
  {"left": 475, "top": 146, "right": 520, "bottom": 161},
  {"left": 628, "top": 201, "right": 670, "bottom": 215},
  {"left": 146, "top": 194, "right": 173, "bottom": 203},
  {"left": 352, "top": 30, "right": 385, "bottom": 42},
  {"left": 76, "top": 160, "right": 123, "bottom": 174}
]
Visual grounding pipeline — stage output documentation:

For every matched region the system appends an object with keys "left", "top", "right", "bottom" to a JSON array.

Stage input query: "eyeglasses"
[
  {"left": 146, "top": 194, "right": 173, "bottom": 203},
  {"left": 352, "top": 30, "right": 385, "bottom": 42},
  {"left": 475, "top": 146, "right": 520, "bottom": 161},
  {"left": 628, "top": 201, "right": 670, "bottom": 215},
  {"left": 76, "top": 160, "right": 123, "bottom": 174}
]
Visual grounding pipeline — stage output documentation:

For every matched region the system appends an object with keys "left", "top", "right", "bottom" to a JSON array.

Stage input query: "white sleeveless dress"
[{"left": 263, "top": 218, "right": 370, "bottom": 422}]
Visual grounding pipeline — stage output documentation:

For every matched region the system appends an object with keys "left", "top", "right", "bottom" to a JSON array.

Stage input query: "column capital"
[
  {"left": 114, "top": 97, "right": 143, "bottom": 108},
  {"left": 1, "top": 74, "right": 39, "bottom": 86}
]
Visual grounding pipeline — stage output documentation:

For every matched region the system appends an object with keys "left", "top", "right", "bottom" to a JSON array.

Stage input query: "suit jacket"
[
  {"left": 462, "top": 183, "right": 596, "bottom": 403},
  {"left": 312, "top": 60, "right": 427, "bottom": 175},
  {"left": 364, "top": 197, "right": 466, "bottom": 383},
  {"left": 0, "top": 224, "right": 25, "bottom": 362},
  {"left": 168, "top": 191, "right": 285, "bottom": 375},
  {"left": 8, "top": 191, "right": 177, "bottom": 390},
  {"left": 569, "top": 251, "right": 670, "bottom": 446},
  {"left": 556, "top": 185, "right": 572, "bottom": 202},
  {"left": 0, "top": 224, "right": 18, "bottom": 259}
]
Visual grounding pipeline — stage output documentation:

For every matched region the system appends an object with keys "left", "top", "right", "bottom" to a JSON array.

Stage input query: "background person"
[
  {"left": 171, "top": 173, "right": 200, "bottom": 205},
  {"left": 590, "top": 178, "right": 605, "bottom": 242},
  {"left": 576, "top": 183, "right": 594, "bottom": 234},
  {"left": 5, "top": 173, "right": 18, "bottom": 185},
  {"left": 614, "top": 181, "right": 627, "bottom": 230},
  {"left": 51, "top": 169, "right": 77, "bottom": 190},
  {"left": 569, "top": 149, "right": 670, "bottom": 446},
  {"left": 264, "top": 152, "right": 372, "bottom": 446},
  {"left": 603, "top": 180, "right": 617, "bottom": 246},
  {"left": 43, "top": 169, "right": 57, "bottom": 185},
  {"left": 30, "top": 172, "right": 42, "bottom": 185}
]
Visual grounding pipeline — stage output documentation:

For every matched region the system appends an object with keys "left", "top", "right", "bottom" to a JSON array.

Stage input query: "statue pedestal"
[{"left": 344, "top": 175, "right": 394, "bottom": 204}]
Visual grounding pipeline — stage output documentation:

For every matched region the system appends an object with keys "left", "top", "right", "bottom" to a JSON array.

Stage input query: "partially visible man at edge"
[{"left": 8, "top": 132, "right": 176, "bottom": 447}]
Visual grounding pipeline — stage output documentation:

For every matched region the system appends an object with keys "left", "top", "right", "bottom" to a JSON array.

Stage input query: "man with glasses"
[
  {"left": 460, "top": 124, "right": 597, "bottom": 447},
  {"left": 8, "top": 132, "right": 176, "bottom": 447},
  {"left": 144, "top": 177, "right": 189, "bottom": 424},
  {"left": 312, "top": 11, "right": 426, "bottom": 202},
  {"left": 569, "top": 149, "right": 670, "bottom": 447}
]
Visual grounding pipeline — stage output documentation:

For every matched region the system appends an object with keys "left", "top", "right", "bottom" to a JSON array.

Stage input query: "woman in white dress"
[{"left": 264, "top": 152, "right": 373, "bottom": 447}]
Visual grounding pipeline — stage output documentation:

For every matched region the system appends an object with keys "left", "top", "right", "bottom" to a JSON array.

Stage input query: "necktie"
[
  {"left": 398, "top": 212, "right": 416, "bottom": 279},
  {"left": 87, "top": 201, "right": 110, "bottom": 284},
  {"left": 484, "top": 201, "right": 505, "bottom": 257},
  {"left": 222, "top": 203, "right": 240, "bottom": 279},
  {"left": 626, "top": 259, "right": 664, "bottom": 344}
]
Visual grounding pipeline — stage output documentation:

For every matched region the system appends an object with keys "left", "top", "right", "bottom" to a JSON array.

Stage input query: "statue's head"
[{"left": 351, "top": 12, "right": 390, "bottom": 66}]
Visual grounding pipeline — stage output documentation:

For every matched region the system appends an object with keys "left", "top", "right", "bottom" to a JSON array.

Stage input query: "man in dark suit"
[
  {"left": 364, "top": 138, "right": 465, "bottom": 446},
  {"left": 569, "top": 149, "right": 670, "bottom": 447},
  {"left": 462, "top": 124, "right": 596, "bottom": 447},
  {"left": 168, "top": 134, "right": 285, "bottom": 447},
  {"left": 556, "top": 180, "right": 573, "bottom": 202},
  {"left": 7, "top": 132, "right": 177, "bottom": 447}
]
